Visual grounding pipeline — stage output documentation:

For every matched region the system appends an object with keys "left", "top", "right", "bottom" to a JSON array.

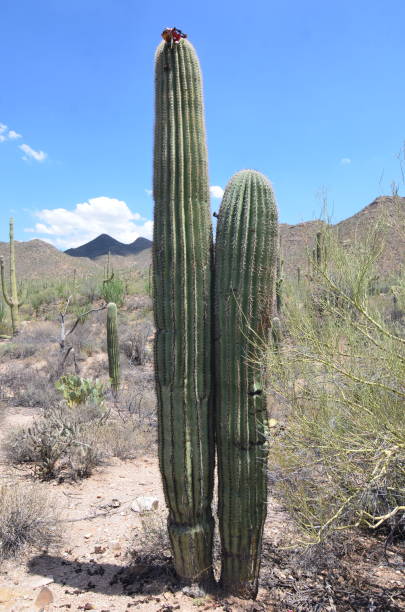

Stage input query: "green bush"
[
  {"left": 265, "top": 225, "right": 405, "bottom": 545},
  {"left": 100, "top": 276, "right": 125, "bottom": 307},
  {"left": 55, "top": 374, "right": 105, "bottom": 408}
]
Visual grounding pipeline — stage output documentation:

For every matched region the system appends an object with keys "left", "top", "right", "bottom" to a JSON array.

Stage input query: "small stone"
[
  {"left": 84, "top": 604, "right": 95, "bottom": 610},
  {"left": 110, "top": 499, "right": 121, "bottom": 508},
  {"left": 182, "top": 584, "right": 206, "bottom": 599},
  {"left": 84, "top": 533, "right": 92, "bottom": 539},
  {"left": 94, "top": 546, "right": 106, "bottom": 554},
  {"left": 34, "top": 586, "right": 54, "bottom": 607},
  {"left": 131, "top": 497, "right": 159, "bottom": 512}
]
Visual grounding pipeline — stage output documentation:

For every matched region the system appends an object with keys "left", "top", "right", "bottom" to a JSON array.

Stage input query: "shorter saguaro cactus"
[
  {"left": 215, "top": 169, "right": 279, "bottom": 598},
  {"left": 0, "top": 218, "right": 21, "bottom": 336},
  {"left": 106, "top": 302, "right": 120, "bottom": 393}
]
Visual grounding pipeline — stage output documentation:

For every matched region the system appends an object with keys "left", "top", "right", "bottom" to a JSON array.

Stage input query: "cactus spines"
[
  {"left": 106, "top": 302, "right": 120, "bottom": 393},
  {"left": 0, "top": 218, "right": 20, "bottom": 336},
  {"left": 215, "top": 169, "right": 279, "bottom": 598},
  {"left": 153, "top": 36, "right": 214, "bottom": 584}
]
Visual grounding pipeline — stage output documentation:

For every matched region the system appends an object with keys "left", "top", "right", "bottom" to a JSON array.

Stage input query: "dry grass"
[{"left": 0, "top": 482, "right": 61, "bottom": 561}]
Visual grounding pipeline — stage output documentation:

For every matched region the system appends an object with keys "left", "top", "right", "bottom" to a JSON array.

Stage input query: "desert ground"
[{"left": 0, "top": 292, "right": 403, "bottom": 612}]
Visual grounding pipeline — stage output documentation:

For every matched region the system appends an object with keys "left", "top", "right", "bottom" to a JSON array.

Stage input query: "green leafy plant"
[
  {"left": 55, "top": 375, "right": 105, "bottom": 408},
  {"left": 100, "top": 276, "right": 125, "bottom": 307}
]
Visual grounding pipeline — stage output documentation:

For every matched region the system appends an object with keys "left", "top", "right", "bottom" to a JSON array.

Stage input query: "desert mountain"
[
  {"left": 65, "top": 234, "right": 152, "bottom": 259},
  {"left": 0, "top": 239, "right": 100, "bottom": 281},
  {"left": 1, "top": 196, "right": 402, "bottom": 282},
  {"left": 279, "top": 195, "right": 404, "bottom": 279}
]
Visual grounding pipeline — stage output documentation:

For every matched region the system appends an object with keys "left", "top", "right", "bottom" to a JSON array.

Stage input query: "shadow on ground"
[{"left": 28, "top": 553, "right": 178, "bottom": 597}]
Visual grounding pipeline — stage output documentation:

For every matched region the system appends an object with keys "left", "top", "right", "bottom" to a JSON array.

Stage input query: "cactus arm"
[
  {"left": 215, "top": 169, "right": 279, "bottom": 598},
  {"left": 153, "top": 37, "right": 214, "bottom": 584}
]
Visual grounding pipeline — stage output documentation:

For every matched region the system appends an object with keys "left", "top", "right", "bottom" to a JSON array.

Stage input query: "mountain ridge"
[
  {"left": 0, "top": 195, "right": 403, "bottom": 281},
  {"left": 65, "top": 235, "right": 152, "bottom": 258}
]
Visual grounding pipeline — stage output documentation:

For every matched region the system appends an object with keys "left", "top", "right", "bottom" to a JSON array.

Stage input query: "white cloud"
[
  {"left": 8, "top": 130, "right": 22, "bottom": 140},
  {"left": 210, "top": 185, "right": 224, "bottom": 199},
  {"left": 0, "top": 123, "right": 7, "bottom": 134},
  {"left": 25, "top": 196, "right": 153, "bottom": 249},
  {"left": 0, "top": 135, "right": 6, "bottom": 143},
  {"left": 340, "top": 157, "right": 351, "bottom": 165},
  {"left": 19, "top": 143, "right": 47, "bottom": 162},
  {"left": 144, "top": 189, "right": 153, "bottom": 196}
]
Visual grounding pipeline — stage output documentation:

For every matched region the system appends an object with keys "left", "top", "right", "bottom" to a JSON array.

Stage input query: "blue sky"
[{"left": 1, "top": 0, "right": 404, "bottom": 248}]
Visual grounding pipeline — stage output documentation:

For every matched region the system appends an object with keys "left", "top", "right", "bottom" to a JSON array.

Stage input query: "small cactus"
[
  {"left": 214, "top": 169, "right": 279, "bottom": 598},
  {"left": 107, "top": 302, "right": 120, "bottom": 393},
  {"left": 275, "top": 253, "right": 284, "bottom": 314},
  {"left": 0, "top": 218, "right": 21, "bottom": 336}
]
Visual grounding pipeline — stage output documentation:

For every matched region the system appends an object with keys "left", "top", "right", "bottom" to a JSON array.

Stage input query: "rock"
[
  {"left": 182, "top": 584, "right": 206, "bottom": 598},
  {"left": 34, "top": 586, "right": 54, "bottom": 608},
  {"left": 94, "top": 546, "right": 106, "bottom": 554},
  {"left": 84, "top": 604, "right": 95, "bottom": 610},
  {"left": 23, "top": 576, "right": 54, "bottom": 589},
  {"left": 131, "top": 497, "right": 159, "bottom": 512}
]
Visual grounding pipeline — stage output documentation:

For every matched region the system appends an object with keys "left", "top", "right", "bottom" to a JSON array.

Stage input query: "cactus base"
[{"left": 168, "top": 518, "right": 215, "bottom": 584}]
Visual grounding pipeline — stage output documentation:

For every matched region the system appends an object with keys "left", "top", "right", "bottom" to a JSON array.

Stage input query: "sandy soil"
[{"left": 0, "top": 404, "right": 404, "bottom": 612}]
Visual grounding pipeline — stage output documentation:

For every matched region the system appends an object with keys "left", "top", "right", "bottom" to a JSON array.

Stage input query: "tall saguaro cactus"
[
  {"left": 0, "top": 218, "right": 20, "bottom": 336},
  {"left": 153, "top": 35, "right": 214, "bottom": 583},
  {"left": 106, "top": 302, "right": 120, "bottom": 394},
  {"left": 215, "top": 170, "right": 279, "bottom": 598}
]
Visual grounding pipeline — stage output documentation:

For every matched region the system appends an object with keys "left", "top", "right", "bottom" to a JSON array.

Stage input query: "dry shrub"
[
  {"left": 97, "top": 421, "right": 139, "bottom": 459},
  {"left": 4, "top": 397, "right": 154, "bottom": 479},
  {"left": 120, "top": 320, "right": 153, "bottom": 366},
  {"left": 0, "top": 482, "right": 61, "bottom": 560},
  {"left": 128, "top": 512, "right": 171, "bottom": 565},
  {"left": 4, "top": 402, "right": 107, "bottom": 480},
  {"left": 126, "top": 295, "right": 152, "bottom": 313},
  {"left": 0, "top": 366, "right": 59, "bottom": 407},
  {"left": 266, "top": 225, "right": 405, "bottom": 544}
]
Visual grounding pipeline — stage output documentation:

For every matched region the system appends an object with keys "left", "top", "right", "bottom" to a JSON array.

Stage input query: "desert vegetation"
[{"left": 0, "top": 28, "right": 403, "bottom": 612}]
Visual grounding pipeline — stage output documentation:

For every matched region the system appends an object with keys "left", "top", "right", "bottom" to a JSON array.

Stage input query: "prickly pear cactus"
[
  {"left": 214, "top": 169, "right": 279, "bottom": 598},
  {"left": 152, "top": 35, "right": 214, "bottom": 584}
]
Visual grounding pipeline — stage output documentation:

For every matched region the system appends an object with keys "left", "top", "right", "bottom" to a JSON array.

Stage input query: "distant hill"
[
  {"left": 65, "top": 234, "right": 152, "bottom": 259},
  {"left": 280, "top": 195, "right": 404, "bottom": 279},
  {"left": 0, "top": 239, "right": 100, "bottom": 281},
  {"left": 1, "top": 196, "right": 402, "bottom": 283}
]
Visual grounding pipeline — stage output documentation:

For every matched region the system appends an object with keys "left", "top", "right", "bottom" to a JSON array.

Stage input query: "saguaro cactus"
[
  {"left": 106, "top": 302, "right": 120, "bottom": 393},
  {"left": 275, "top": 253, "right": 284, "bottom": 314},
  {"left": 0, "top": 218, "right": 20, "bottom": 336},
  {"left": 215, "top": 169, "right": 278, "bottom": 598},
  {"left": 153, "top": 34, "right": 214, "bottom": 583}
]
